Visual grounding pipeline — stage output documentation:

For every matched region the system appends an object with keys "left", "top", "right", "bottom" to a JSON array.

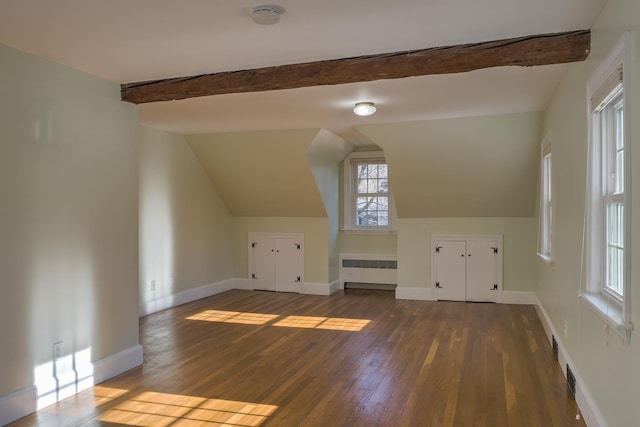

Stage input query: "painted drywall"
[
  {"left": 356, "top": 112, "right": 542, "bottom": 218},
  {"left": 536, "top": 0, "right": 640, "bottom": 425},
  {"left": 0, "top": 44, "right": 139, "bottom": 397},
  {"left": 306, "top": 129, "right": 354, "bottom": 282},
  {"left": 139, "top": 127, "right": 233, "bottom": 305},
  {"left": 187, "top": 129, "right": 327, "bottom": 217},
  {"left": 339, "top": 233, "right": 398, "bottom": 257},
  {"left": 397, "top": 218, "right": 537, "bottom": 292},
  {"left": 232, "top": 217, "right": 330, "bottom": 284}
]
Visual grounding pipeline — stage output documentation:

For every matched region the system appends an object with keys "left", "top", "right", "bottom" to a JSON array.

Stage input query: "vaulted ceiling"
[
  {"left": 0, "top": 0, "right": 606, "bottom": 145},
  {"left": 1, "top": 1, "right": 608, "bottom": 218}
]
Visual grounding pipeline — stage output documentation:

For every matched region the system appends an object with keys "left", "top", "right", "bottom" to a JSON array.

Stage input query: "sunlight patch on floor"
[
  {"left": 186, "top": 310, "right": 279, "bottom": 325},
  {"left": 186, "top": 309, "right": 371, "bottom": 332},
  {"left": 98, "top": 391, "right": 278, "bottom": 426},
  {"left": 273, "top": 316, "right": 371, "bottom": 331}
]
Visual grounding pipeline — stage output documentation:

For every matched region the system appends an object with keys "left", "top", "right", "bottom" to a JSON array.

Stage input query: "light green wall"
[
  {"left": 339, "top": 233, "right": 398, "bottom": 256},
  {"left": 232, "top": 217, "right": 329, "bottom": 284},
  {"left": 537, "top": 0, "right": 640, "bottom": 425},
  {"left": 306, "top": 130, "right": 353, "bottom": 282},
  {"left": 357, "top": 112, "right": 543, "bottom": 218},
  {"left": 397, "top": 218, "right": 537, "bottom": 292},
  {"left": 0, "top": 44, "right": 139, "bottom": 396},
  {"left": 187, "top": 129, "right": 327, "bottom": 217},
  {"left": 139, "top": 127, "right": 233, "bottom": 303}
]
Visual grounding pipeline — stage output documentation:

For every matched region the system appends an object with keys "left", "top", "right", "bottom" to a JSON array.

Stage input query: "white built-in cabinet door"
[
  {"left": 465, "top": 239, "right": 499, "bottom": 302},
  {"left": 249, "top": 233, "right": 303, "bottom": 293},
  {"left": 433, "top": 235, "right": 502, "bottom": 302},
  {"left": 434, "top": 240, "right": 466, "bottom": 301}
]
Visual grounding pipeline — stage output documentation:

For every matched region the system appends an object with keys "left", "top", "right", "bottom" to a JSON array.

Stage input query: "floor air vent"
[
  {"left": 552, "top": 335, "right": 558, "bottom": 361},
  {"left": 566, "top": 364, "right": 576, "bottom": 396}
]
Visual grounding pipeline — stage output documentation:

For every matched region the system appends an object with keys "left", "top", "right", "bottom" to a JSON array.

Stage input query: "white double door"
[
  {"left": 433, "top": 236, "right": 501, "bottom": 302},
  {"left": 249, "top": 233, "right": 303, "bottom": 293}
]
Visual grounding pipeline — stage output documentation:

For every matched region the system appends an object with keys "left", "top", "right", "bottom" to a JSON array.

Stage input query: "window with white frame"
[
  {"left": 343, "top": 151, "right": 395, "bottom": 231},
  {"left": 538, "top": 135, "right": 553, "bottom": 261},
  {"left": 582, "top": 33, "right": 632, "bottom": 341}
]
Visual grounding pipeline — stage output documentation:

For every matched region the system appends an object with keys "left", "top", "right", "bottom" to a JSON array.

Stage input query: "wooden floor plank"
[{"left": 9, "top": 289, "right": 586, "bottom": 427}]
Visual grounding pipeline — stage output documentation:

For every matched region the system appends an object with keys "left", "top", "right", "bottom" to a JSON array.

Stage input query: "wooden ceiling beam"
[{"left": 121, "top": 30, "right": 590, "bottom": 104}]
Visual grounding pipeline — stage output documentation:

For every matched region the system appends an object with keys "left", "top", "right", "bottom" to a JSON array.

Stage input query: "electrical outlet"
[
  {"left": 53, "top": 341, "right": 62, "bottom": 359},
  {"left": 563, "top": 320, "right": 568, "bottom": 338},
  {"left": 151, "top": 280, "right": 156, "bottom": 291}
]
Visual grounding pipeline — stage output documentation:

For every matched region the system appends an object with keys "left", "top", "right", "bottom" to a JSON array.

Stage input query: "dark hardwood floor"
[{"left": 10, "top": 289, "right": 585, "bottom": 426}]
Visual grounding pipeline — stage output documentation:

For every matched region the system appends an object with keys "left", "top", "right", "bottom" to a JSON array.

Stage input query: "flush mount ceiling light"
[
  {"left": 353, "top": 102, "right": 377, "bottom": 116},
  {"left": 251, "top": 4, "right": 285, "bottom": 25}
]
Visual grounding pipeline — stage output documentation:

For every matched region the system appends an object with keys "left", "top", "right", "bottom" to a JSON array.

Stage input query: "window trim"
[
  {"left": 580, "top": 32, "right": 632, "bottom": 342},
  {"left": 343, "top": 151, "right": 396, "bottom": 233},
  {"left": 537, "top": 133, "right": 553, "bottom": 263}
]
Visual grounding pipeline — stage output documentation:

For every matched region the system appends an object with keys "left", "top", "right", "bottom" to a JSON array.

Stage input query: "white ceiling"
[{"left": 0, "top": 0, "right": 606, "bottom": 144}]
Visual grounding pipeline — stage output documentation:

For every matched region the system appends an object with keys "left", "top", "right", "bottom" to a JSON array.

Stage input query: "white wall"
[
  {"left": 0, "top": 43, "right": 140, "bottom": 411},
  {"left": 537, "top": 0, "right": 640, "bottom": 425},
  {"left": 139, "top": 127, "right": 234, "bottom": 307}
]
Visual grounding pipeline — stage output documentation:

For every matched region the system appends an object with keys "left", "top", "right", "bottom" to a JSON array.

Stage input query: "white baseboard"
[
  {"left": 233, "top": 278, "right": 251, "bottom": 290},
  {"left": 533, "top": 294, "right": 607, "bottom": 427},
  {"left": 140, "top": 279, "right": 235, "bottom": 317},
  {"left": 395, "top": 287, "right": 435, "bottom": 301},
  {"left": 328, "top": 280, "right": 342, "bottom": 294},
  {"left": 93, "top": 344, "right": 143, "bottom": 385},
  {"left": 0, "top": 385, "right": 37, "bottom": 426},
  {"left": 301, "top": 281, "right": 340, "bottom": 296},
  {"left": 0, "top": 344, "right": 143, "bottom": 426},
  {"left": 499, "top": 290, "right": 534, "bottom": 305}
]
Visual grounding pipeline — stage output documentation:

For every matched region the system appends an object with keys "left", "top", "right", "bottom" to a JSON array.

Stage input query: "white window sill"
[
  {"left": 579, "top": 291, "right": 633, "bottom": 342},
  {"left": 342, "top": 228, "right": 397, "bottom": 235},
  {"left": 537, "top": 253, "right": 554, "bottom": 264}
]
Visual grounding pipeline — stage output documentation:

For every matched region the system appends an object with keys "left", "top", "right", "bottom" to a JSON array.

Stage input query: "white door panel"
[
  {"left": 249, "top": 233, "right": 303, "bottom": 293},
  {"left": 275, "top": 238, "right": 301, "bottom": 293},
  {"left": 432, "top": 235, "right": 502, "bottom": 303},
  {"left": 251, "top": 236, "right": 276, "bottom": 291},
  {"left": 435, "top": 240, "right": 466, "bottom": 301},
  {"left": 466, "top": 239, "right": 498, "bottom": 302}
]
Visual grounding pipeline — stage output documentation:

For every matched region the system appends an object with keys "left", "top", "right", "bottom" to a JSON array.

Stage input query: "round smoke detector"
[{"left": 251, "top": 4, "right": 285, "bottom": 25}]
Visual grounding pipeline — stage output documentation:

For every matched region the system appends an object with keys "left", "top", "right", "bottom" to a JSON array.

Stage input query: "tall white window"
[
  {"left": 582, "top": 34, "right": 632, "bottom": 341},
  {"left": 343, "top": 151, "right": 395, "bottom": 231},
  {"left": 538, "top": 135, "right": 553, "bottom": 261}
]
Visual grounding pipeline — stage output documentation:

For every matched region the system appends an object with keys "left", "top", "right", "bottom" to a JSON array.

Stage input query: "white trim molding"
[
  {"left": 534, "top": 294, "right": 607, "bottom": 427},
  {"left": 233, "top": 278, "right": 251, "bottom": 290},
  {"left": 499, "top": 291, "right": 534, "bottom": 305},
  {"left": 93, "top": 345, "right": 144, "bottom": 385},
  {"left": 301, "top": 281, "right": 341, "bottom": 296},
  {"left": 0, "top": 344, "right": 143, "bottom": 426},
  {"left": 0, "top": 385, "right": 38, "bottom": 426},
  {"left": 139, "top": 279, "right": 235, "bottom": 317},
  {"left": 395, "top": 287, "right": 435, "bottom": 301}
]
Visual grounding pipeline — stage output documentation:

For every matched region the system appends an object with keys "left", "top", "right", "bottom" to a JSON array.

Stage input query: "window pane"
[
  {"left": 379, "top": 179, "right": 388, "bottom": 193},
  {"left": 367, "top": 178, "right": 378, "bottom": 193},
  {"left": 605, "top": 203, "right": 624, "bottom": 296},
  {"left": 540, "top": 153, "right": 552, "bottom": 255},
  {"left": 357, "top": 178, "right": 367, "bottom": 194},
  {"left": 355, "top": 196, "right": 389, "bottom": 227},
  {"left": 351, "top": 160, "right": 391, "bottom": 228},
  {"left": 615, "top": 102, "right": 624, "bottom": 193}
]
